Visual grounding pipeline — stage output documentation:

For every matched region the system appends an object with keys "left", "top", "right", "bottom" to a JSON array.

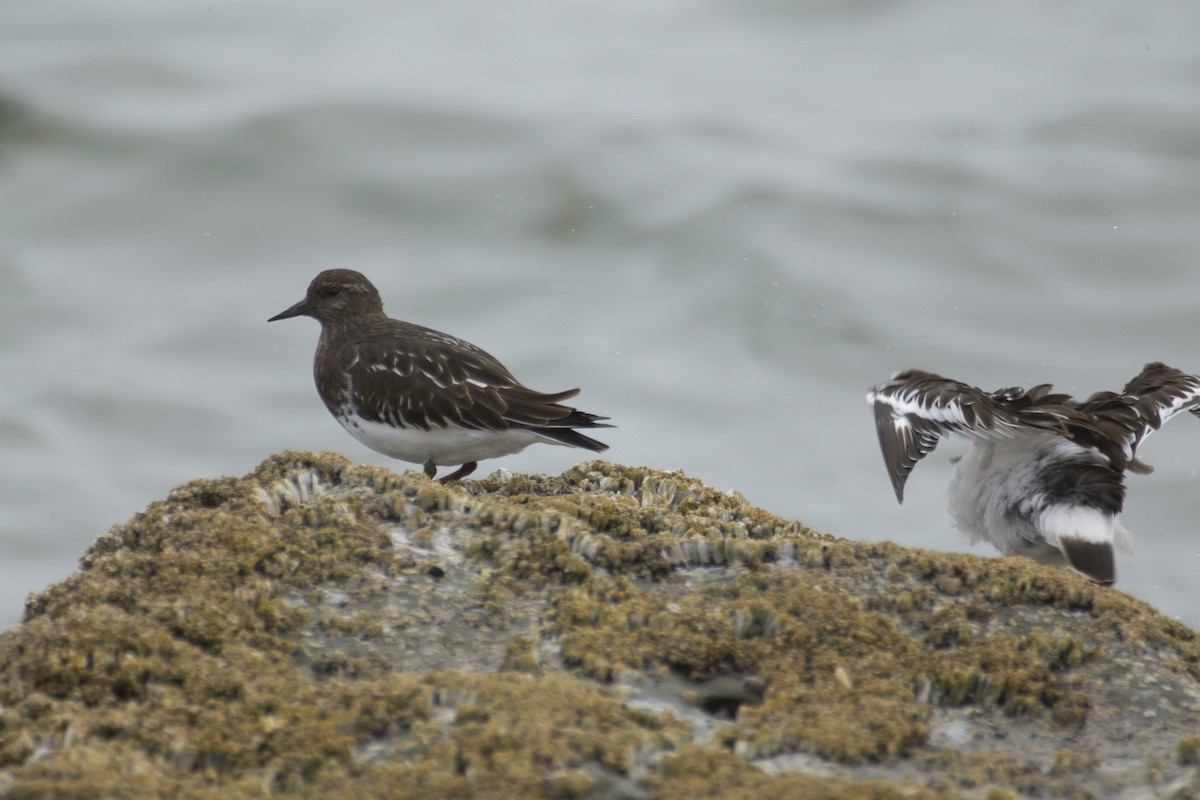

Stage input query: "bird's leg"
[
  {"left": 423, "top": 459, "right": 437, "bottom": 479},
  {"left": 438, "top": 462, "right": 477, "bottom": 484},
  {"left": 1128, "top": 457, "right": 1154, "bottom": 475}
]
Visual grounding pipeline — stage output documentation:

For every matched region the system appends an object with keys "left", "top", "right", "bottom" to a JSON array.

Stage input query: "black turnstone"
[
  {"left": 269, "top": 269, "right": 611, "bottom": 482},
  {"left": 867, "top": 362, "right": 1200, "bottom": 584}
]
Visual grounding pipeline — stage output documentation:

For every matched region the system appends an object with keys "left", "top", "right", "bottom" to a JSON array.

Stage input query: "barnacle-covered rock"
[{"left": 0, "top": 451, "right": 1197, "bottom": 798}]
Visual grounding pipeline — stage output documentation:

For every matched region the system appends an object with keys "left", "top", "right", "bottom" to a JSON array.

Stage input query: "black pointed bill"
[{"left": 268, "top": 299, "right": 312, "bottom": 322}]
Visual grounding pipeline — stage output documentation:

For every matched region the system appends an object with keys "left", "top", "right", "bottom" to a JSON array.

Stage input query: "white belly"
[
  {"left": 945, "top": 435, "right": 1127, "bottom": 560},
  {"left": 335, "top": 413, "right": 546, "bottom": 466}
]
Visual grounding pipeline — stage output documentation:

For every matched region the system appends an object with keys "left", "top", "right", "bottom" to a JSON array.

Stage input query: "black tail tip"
[
  {"left": 1060, "top": 538, "right": 1115, "bottom": 585},
  {"left": 537, "top": 427, "right": 610, "bottom": 453}
]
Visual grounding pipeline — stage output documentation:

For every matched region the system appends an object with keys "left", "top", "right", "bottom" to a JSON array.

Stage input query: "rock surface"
[{"left": 1, "top": 451, "right": 1198, "bottom": 799}]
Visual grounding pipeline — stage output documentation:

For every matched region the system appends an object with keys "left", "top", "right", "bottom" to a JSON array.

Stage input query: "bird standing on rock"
[{"left": 269, "top": 269, "right": 611, "bottom": 482}]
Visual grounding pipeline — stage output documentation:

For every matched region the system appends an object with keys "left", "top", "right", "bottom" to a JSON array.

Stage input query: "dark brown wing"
[
  {"left": 345, "top": 322, "right": 610, "bottom": 444},
  {"left": 866, "top": 370, "right": 1083, "bottom": 503},
  {"left": 1076, "top": 362, "right": 1200, "bottom": 470}
]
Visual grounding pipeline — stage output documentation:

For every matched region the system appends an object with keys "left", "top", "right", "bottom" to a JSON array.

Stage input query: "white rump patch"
[{"left": 1037, "top": 505, "right": 1121, "bottom": 548}]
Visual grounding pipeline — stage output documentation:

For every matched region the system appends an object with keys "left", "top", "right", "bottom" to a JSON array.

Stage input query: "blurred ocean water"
[{"left": 2, "top": 0, "right": 1199, "bottom": 630}]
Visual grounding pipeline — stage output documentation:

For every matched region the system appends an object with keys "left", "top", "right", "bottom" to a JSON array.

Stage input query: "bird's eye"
[{"left": 324, "top": 286, "right": 342, "bottom": 298}]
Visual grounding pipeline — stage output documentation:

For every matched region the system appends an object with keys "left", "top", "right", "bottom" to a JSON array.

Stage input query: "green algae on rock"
[{"left": 0, "top": 451, "right": 1198, "bottom": 799}]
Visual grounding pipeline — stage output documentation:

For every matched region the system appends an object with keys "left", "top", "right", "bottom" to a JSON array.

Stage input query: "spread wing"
[
  {"left": 866, "top": 370, "right": 1081, "bottom": 503},
  {"left": 1077, "top": 362, "right": 1200, "bottom": 471},
  {"left": 342, "top": 322, "right": 609, "bottom": 439}
]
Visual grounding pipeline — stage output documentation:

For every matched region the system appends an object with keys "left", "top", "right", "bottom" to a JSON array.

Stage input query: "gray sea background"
[{"left": 2, "top": 1, "right": 1199, "bottom": 632}]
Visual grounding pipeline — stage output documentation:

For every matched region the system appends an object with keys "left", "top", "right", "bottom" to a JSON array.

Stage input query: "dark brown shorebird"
[
  {"left": 867, "top": 362, "right": 1200, "bottom": 584},
  {"left": 269, "top": 269, "right": 611, "bottom": 482}
]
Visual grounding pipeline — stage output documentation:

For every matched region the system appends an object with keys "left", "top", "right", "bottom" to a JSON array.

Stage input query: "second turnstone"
[
  {"left": 867, "top": 362, "right": 1200, "bottom": 584},
  {"left": 269, "top": 269, "right": 611, "bottom": 482}
]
